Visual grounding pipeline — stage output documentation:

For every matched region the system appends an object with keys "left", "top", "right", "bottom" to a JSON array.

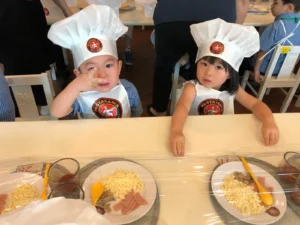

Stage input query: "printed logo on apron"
[
  {"left": 77, "top": 83, "right": 131, "bottom": 119},
  {"left": 176, "top": 80, "right": 235, "bottom": 115},
  {"left": 198, "top": 98, "right": 224, "bottom": 115},
  {"left": 92, "top": 98, "right": 123, "bottom": 118}
]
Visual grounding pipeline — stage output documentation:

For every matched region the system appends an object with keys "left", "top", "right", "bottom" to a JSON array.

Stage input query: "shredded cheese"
[
  {"left": 99, "top": 169, "right": 143, "bottom": 200},
  {"left": 221, "top": 174, "right": 265, "bottom": 215},
  {"left": 3, "top": 184, "right": 39, "bottom": 214}
]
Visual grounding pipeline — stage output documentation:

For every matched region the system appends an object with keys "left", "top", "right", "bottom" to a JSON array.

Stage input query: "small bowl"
[
  {"left": 48, "top": 183, "right": 85, "bottom": 200},
  {"left": 279, "top": 152, "right": 300, "bottom": 184}
]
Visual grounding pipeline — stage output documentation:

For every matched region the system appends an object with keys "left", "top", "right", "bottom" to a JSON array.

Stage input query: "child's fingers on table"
[
  {"left": 275, "top": 131, "right": 279, "bottom": 144},
  {"left": 171, "top": 140, "right": 178, "bottom": 156},
  {"left": 171, "top": 139, "right": 184, "bottom": 157},
  {"left": 269, "top": 132, "right": 276, "bottom": 146},
  {"left": 263, "top": 131, "right": 270, "bottom": 146},
  {"left": 272, "top": 131, "right": 279, "bottom": 145},
  {"left": 178, "top": 141, "right": 185, "bottom": 156}
]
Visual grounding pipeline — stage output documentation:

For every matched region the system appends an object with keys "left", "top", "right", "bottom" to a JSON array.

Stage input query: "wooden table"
[{"left": 1, "top": 114, "right": 299, "bottom": 224}]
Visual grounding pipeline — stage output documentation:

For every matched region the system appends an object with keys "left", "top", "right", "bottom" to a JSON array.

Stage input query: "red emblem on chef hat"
[
  {"left": 198, "top": 98, "right": 224, "bottom": 115},
  {"left": 87, "top": 38, "right": 103, "bottom": 53},
  {"left": 210, "top": 41, "right": 225, "bottom": 54},
  {"left": 92, "top": 98, "right": 123, "bottom": 119},
  {"left": 44, "top": 8, "right": 50, "bottom": 16}
]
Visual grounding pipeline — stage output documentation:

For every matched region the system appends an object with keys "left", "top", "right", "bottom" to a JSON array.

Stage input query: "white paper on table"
[{"left": 0, "top": 197, "right": 112, "bottom": 225}]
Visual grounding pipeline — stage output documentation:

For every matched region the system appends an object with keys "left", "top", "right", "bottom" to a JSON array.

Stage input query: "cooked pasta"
[
  {"left": 99, "top": 169, "right": 144, "bottom": 200},
  {"left": 3, "top": 184, "right": 39, "bottom": 214},
  {"left": 221, "top": 174, "right": 265, "bottom": 215}
]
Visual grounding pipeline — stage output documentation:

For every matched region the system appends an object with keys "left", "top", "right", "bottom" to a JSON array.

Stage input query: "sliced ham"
[
  {"left": 133, "top": 192, "right": 148, "bottom": 205},
  {"left": 121, "top": 196, "right": 136, "bottom": 215},
  {"left": 113, "top": 191, "right": 148, "bottom": 215},
  {"left": 0, "top": 194, "right": 7, "bottom": 214},
  {"left": 122, "top": 199, "right": 138, "bottom": 215},
  {"left": 127, "top": 201, "right": 139, "bottom": 215},
  {"left": 0, "top": 204, "right": 4, "bottom": 214},
  {"left": 0, "top": 194, "right": 7, "bottom": 203},
  {"left": 256, "top": 177, "right": 274, "bottom": 193},
  {"left": 257, "top": 177, "right": 266, "bottom": 186},
  {"left": 122, "top": 192, "right": 134, "bottom": 208},
  {"left": 113, "top": 201, "right": 123, "bottom": 211}
]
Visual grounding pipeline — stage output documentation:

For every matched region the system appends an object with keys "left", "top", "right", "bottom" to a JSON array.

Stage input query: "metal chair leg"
[
  {"left": 170, "top": 61, "right": 181, "bottom": 115},
  {"left": 241, "top": 71, "right": 250, "bottom": 89},
  {"left": 281, "top": 86, "right": 298, "bottom": 112}
]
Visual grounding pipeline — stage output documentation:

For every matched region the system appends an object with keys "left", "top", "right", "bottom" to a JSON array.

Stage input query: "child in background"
[
  {"left": 254, "top": 0, "right": 300, "bottom": 82},
  {"left": 0, "top": 65, "right": 15, "bottom": 121},
  {"left": 170, "top": 19, "right": 279, "bottom": 157},
  {"left": 48, "top": 5, "right": 142, "bottom": 119}
]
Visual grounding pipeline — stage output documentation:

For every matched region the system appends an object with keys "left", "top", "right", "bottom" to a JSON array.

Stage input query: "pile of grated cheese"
[
  {"left": 3, "top": 184, "right": 39, "bottom": 214},
  {"left": 99, "top": 169, "right": 144, "bottom": 200},
  {"left": 221, "top": 174, "right": 266, "bottom": 215}
]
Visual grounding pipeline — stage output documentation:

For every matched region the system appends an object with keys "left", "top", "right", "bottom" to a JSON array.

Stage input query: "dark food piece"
[
  {"left": 102, "top": 204, "right": 112, "bottom": 213},
  {"left": 279, "top": 163, "right": 299, "bottom": 184},
  {"left": 233, "top": 172, "right": 252, "bottom": 184},
  {"left": 266, "top": 207, "right": 280, "bottom": 217},
  {"left": 96, "top": 206, "right": 105, "bottom": 215},
  {"left": 97, "top": 190, "right": 115, "bottom": 206},
  {"left": 58, "top": 173, "right": 75, "bottom": 182},
  {"left": 95, "top": 190, "right": 115, "bottom": 214}
]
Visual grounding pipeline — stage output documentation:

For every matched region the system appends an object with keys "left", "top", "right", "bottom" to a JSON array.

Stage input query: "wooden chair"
[
  {"left": 241, "top": 45, "right": 300, "bottom": 112},
  {"left": 5, "top": 71, "right": 56, "bottom": 121}
]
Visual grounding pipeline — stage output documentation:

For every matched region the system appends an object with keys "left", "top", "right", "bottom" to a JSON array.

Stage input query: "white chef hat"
[
  {"left": 48, "top": 4, "right": 128, "bottom": 68},
  {"left": 190, "top": 18, "right": 259, "bottom": 71}
]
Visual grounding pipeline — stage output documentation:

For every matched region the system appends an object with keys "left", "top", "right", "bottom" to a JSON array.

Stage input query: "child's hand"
[
  {"left": 75, "top": 68, "right": 108, "bottom": 92},
  {"left": 170, "top": 131, "right": 185, "bottom": 157},
  {"left": 254, "top": 70, "right": 263, "bottom": 83},
  {"left": 261, "top": 120, "right": 279, "bottom": 146}
]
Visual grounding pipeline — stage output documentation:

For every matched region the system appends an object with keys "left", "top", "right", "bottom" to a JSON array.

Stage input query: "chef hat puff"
[
  {"left": 190, "top": 18, "right": 259, "bottom": 71},
  {"left": 48, "top": 5, "right": 128, "bottom": 68}
]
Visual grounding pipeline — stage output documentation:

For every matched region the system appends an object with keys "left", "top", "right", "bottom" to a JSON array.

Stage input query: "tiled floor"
[{"left": 98, "top": 26, "right": 300, "bottom": 116}]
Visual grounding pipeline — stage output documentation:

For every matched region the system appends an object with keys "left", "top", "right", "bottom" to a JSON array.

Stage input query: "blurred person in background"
[
  {"left": 0, "top": 64, "right": 15, "bottom": 121},
  {"left": 0, "top": 0, "right": 72, "bottom": 115}
]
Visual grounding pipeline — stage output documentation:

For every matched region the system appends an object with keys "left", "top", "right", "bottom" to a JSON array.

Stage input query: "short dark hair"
[
  {"left": 282, "top": 0, "right": 300, "bottom": 12},
  {"left": 199, "top": 56, "right": 239, "bottom": 95}
]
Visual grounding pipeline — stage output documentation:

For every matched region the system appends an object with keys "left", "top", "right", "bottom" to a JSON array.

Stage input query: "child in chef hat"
[
  {"left": 170, "top": 18, "right": 280, "bottom": 157},
  {"left": 48, "top": 5, "right": 142, "bottom": 119}
]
